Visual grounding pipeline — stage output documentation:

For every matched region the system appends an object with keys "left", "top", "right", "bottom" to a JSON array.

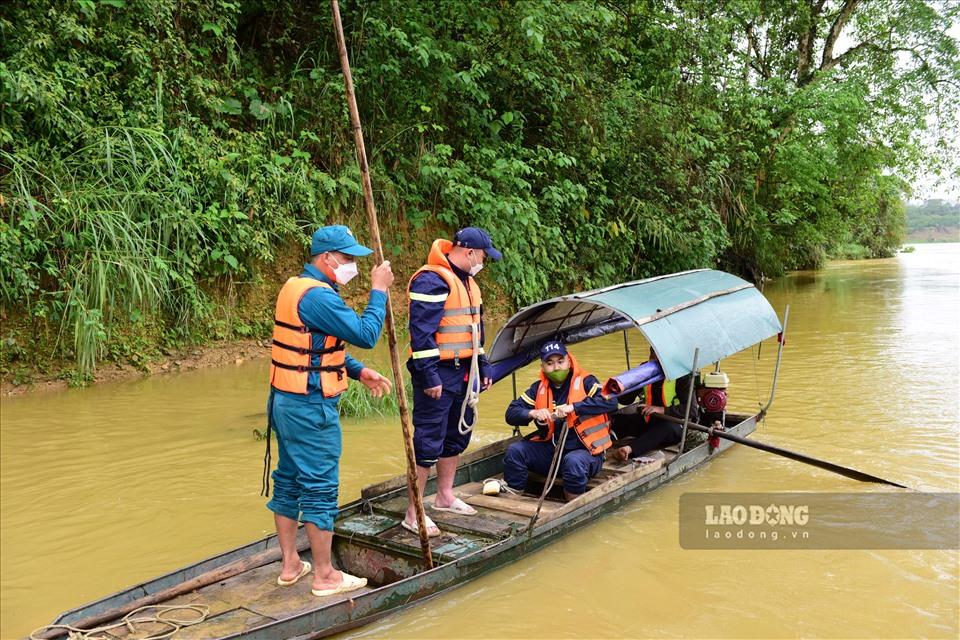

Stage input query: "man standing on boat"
[
  {"left": 264, "top": 225, "right": 394, "bottom": 597},
  {"left": 403, "top": 228, "right": 501, "bottom": 536},
  {"left": 502, "top": 342, "right": 616, "bottom": 500}
]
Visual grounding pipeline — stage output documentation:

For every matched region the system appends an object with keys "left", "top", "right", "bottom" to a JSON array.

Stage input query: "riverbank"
[
  {"left": 1, "top": 276, "right": 515, "bottom": 397},
  {"left": 0, "top": 337, "right": 270, "bottom": 397}
]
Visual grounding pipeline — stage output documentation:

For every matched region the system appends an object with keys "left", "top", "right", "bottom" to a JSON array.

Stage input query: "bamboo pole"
[{"left": 330, "top": 0, "right": 433, "bottom": 569}]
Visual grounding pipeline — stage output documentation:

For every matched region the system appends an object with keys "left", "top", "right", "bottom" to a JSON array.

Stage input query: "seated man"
[
  {"left": 610, "top": 348, "right": 699, "bottom": 461},
  {"left": 503, "top": 342, "right": 617, "bottom": 501}
]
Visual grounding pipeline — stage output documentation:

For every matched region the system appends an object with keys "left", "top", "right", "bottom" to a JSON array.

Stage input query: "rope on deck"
[{"left": 30, "top": 604, "right": 209, "bottom": 640}]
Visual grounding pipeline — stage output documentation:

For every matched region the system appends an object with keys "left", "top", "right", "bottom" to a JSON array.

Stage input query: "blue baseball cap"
[
  {"left": 310, "top": 225, "right": 373, "bottom": 257},
  {"left": 539, "top": 341, "right": 567, "bottom": 361},
  {"left": 453, "top": 227, "right": 502, "bottom": 261}
]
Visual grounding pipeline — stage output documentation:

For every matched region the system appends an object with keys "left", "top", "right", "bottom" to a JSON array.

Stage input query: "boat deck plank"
[
  {"left": 454, "top": 479, "right": 566, "bottom": 519},
  {"left": 192, "top": 560, "right": 366, "bottom": 621},
  {"left": 371, "top": 494, "right": 519, "bottom": 538},
  {"left": 462, "top": 493, "right": 551, "bottom": 518},
  {"left": 98, "top": 589, "right": 249, "bottom": 639},
  {"left": 173, "top": 607, "right": 275, "bottom": 639},
  {"left": 108, "top": 558, "right": 377, "bottom": 638},
  {"left": 374, "top": 523, "right": 494, "bottom": 561}
]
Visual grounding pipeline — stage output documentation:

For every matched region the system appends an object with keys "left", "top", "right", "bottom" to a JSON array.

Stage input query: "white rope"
[
  {"left": 30, "top": 604, "right": 210, "bottom": 640},
  {"left": 457, "top": 322, "right": 481, "bottom": 434}
]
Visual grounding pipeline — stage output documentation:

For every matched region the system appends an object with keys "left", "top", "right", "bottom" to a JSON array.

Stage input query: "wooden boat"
[{"left": 39, "top": 269, "right": 785, "bottom": 639}]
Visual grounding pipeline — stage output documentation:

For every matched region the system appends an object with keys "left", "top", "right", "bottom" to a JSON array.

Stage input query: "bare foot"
[
  {"left": 278, "top": 560, "right": 306, "bottom": 583},
  {"left": 432, "top": 492, "right": 458, "bottom": 509},
  {"left": 311, "top": 568, "right": 343, "bottom": 592}
]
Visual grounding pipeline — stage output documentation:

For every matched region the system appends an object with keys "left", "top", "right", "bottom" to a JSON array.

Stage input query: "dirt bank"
[{"left": 1, "top": 338, "right": 271, "bottom": 397}]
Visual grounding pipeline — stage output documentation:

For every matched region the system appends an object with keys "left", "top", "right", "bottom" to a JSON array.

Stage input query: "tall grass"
[
  {"left": 254, "top": 378, "right": 415, "bottom": 439},
  {"left": 1, "top": 127, "right": 204, "bottom": 372},
  {"left": 338, "top": 377, "right": 414, "bottom": 419}
]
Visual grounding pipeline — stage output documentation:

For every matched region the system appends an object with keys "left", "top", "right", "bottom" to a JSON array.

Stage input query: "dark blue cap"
[
  {"left": 453, "top": 227, "right": 502, "bottom": 261},
  {"left": 311, "top": 225, "right": 373, "bottom": 257},
  {"left": 539, "top": 341, "right": 567, "bottom": 361}
]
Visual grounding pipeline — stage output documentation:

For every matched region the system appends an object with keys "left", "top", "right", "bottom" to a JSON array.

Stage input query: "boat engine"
[{"left": 699, "top": 370, "right": 729, "bottom": 451}]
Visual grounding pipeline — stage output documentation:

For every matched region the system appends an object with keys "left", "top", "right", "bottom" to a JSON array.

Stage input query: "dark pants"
[
  {"left": 411, "top": 365, "right": 473, "bottom": 467},
  {"left": 611, "top": 413, "right": 682, "bottom": 455},
  {"left": 503, "top": 440, "right": 604, "bottom": 495}
]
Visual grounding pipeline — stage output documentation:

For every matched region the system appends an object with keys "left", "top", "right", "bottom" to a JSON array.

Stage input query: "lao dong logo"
[{"left": 704, "top": 503, "right": 809, "bottom": 526}]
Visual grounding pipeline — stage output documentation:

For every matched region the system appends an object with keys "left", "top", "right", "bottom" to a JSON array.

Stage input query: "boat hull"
[{"left": 47, "top": 414, "right": 758, "bottom": 640}]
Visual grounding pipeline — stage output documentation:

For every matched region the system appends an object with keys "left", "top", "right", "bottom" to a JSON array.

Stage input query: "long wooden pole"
[
  {"left": 330, "top": 0, "right": 433, "bottom": 569},
  {"left": 652, "top": 414, "right": 911, "bottom": 489}
]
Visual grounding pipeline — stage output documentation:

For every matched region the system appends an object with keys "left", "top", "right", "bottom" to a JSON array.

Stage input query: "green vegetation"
[
  {"left": 905, "top": 199, "right": 960, "bottom": 242},
  {"left": 337, "top": 377, "right": 413, "bottom": 419},
  {"left": 252, "top": 379, "right": 413, "bottom": 439},
  {"left": 2, "top": 0, "right": 958, "bottom": 379}
]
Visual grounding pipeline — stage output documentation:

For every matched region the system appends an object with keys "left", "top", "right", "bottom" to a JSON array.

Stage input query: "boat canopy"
[{"left": 488, "top": 269, "right": 782, "bottom": 381}]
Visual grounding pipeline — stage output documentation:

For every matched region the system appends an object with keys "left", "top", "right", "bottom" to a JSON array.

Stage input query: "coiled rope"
[
  {"left": 30, "top": 604, "right": 209, "bottom": 640},
  {"left": 457, "top": 322, "right": 481, "bottom": 434}
]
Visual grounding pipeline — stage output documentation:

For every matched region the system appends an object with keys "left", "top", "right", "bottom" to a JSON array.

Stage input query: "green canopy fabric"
[{"left": 488, "top": 269, "right": 782, "bottom": 380}]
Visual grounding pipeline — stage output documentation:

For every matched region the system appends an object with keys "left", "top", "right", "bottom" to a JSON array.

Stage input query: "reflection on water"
[{"left": 2, "top": 245, "right": 958, "bottom": 638}]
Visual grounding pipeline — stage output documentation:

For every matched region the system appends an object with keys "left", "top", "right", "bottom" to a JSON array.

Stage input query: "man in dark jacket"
[
  {"left": 610, "top": 348, "right": 699, "bottom": 461},
  {"left": 503, "top": 342, "right": 618, "bottom": 500}
]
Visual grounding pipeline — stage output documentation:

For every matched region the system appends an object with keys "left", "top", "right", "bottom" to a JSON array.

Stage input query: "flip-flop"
[
  {"left": 311, "top": 571, "right": 367, "bottom": 597},
  {"left": 430, "top": 497, "right": 478, "bottom": 516},
  {"left": 401, "top": 515, "right": 442, "bottom": 537},
  {"left": 276, "top": 560, "right": 312, "bottom": 586}
]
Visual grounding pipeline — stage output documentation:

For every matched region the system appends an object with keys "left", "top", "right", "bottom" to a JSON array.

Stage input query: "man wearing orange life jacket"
[
  {"left": 503, "top": 342, "right": 618, "bottom": 501},
  {"left": 265, "top": 225, "right": 394, "bottom": 597},
  {"left": 402, "top": 228, "right": 501, "bottom": 537}
]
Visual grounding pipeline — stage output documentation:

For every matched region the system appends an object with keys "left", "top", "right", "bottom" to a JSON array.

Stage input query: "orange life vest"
[
  {"left": 529, "top": 354, "right": 612, "bottom": 455},
  {"left": 407, "top": 239, "right": 483, "bottom": 362},
  {"left": 269, "top": 276, "right": 348, "bottom": 397}
]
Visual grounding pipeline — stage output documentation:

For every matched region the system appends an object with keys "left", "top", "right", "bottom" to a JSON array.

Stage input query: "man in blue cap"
[
  {"left": 502, "top": 341, "right": 617, "bottom": 501},
  {"left": 264, "top": 224, "right": 394, "bottom": 596},
  {"left": 403, "top": 227, "right": 502, "bottom": 536}
]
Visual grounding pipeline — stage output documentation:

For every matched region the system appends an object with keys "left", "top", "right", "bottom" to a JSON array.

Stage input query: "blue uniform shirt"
[
  {"left": 274, "top": 263, "right": 387, "bottom": 402},
  {"left": 408, "top": 259, "right": 490, "bottom": 389},
  {"left": 505, "top": 374, "right": 617, "bottom": 451}
]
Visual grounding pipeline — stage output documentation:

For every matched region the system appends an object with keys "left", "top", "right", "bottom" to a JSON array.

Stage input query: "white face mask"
[
  {"left": 328, "top": 254, "right": 359, "bottom": 285},
  {"left": 467, "top": 250, "right": 484, "bottom": 276}
]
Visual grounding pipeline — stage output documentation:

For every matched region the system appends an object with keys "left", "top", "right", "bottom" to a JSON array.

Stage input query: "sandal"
[
  {"left": 276, "top": 560, "right": 312, "bottom": 586},
  {"left": 430, "top": 497, "right": 478, "bottom": 515},
  {"left": 401, "top": 515, "right": 442, "bottom": 537}
]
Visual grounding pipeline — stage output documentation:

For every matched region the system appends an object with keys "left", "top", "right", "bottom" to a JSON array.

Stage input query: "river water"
[{"left": 2, "top": 244, "right": 957, "bottom": 639}]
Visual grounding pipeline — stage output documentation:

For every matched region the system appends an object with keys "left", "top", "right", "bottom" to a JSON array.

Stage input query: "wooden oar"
[
  {"left": 330, "top": 0, "right": 433, "bottom": 568},
  {"left": 34, "top": 542, "right": 304, "bottom": 639},
  {"left": 651, "top": 414, "right": 911, "bottom": 489}
]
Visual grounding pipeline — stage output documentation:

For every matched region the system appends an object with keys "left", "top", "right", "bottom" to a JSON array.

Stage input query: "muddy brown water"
[{"left": 2, "top": 244, "right": 957, "bottom": 639}]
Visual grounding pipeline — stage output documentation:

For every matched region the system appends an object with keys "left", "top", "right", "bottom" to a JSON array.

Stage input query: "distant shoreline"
[{"left": 904, "top": 231, "right": 960, "bottom": 243}]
